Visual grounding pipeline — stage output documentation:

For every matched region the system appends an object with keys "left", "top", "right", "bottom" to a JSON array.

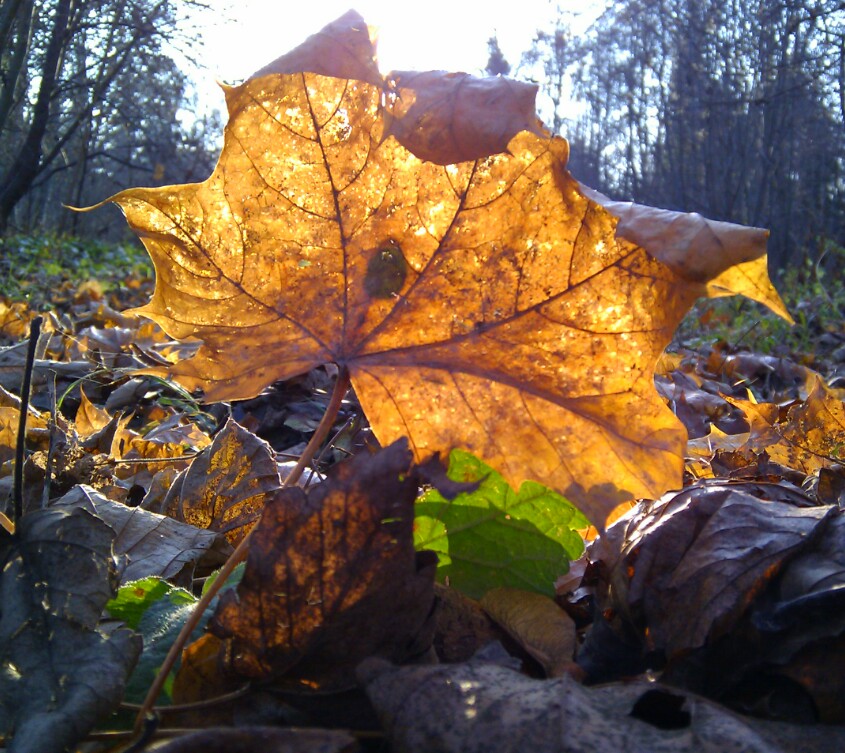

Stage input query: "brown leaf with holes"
[
  {"left": 159, "top": 418, "right": 280, "bottom": 545},
  {"left": 97, "top": 11, "right": 789, "bottom": 525},
  {"left": 209, "top": 438, "right": 437, "bottom": 689}
]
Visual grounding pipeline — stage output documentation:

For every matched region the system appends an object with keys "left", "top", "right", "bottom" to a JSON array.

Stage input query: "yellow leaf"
[
  {"left": 75, "top": 388, "right": 112, "bottom": 436},
  {"left": 94, "top": 12, "right": 789, "bottom": 526},
  {"left": 726, "top": 374, "right": 845, "bottom": 473}
]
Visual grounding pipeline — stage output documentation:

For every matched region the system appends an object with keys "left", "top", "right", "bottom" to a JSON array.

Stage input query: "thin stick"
[
  {"left": 41, "top": 371, "right": 58, "bottom": 509},
  {"left": 13, "top": 316, "right": 43, "bottom": 524},
  {"left": 132, "top": 366, "right": 352, "bottom": 734}
]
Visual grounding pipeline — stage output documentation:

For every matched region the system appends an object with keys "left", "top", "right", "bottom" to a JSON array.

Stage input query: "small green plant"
[
  {"left": 675, "top": 241, "right": 845, "bottom": 356},
  {"left": 0, "top": 234, "right": 152, "bottom": 308}
]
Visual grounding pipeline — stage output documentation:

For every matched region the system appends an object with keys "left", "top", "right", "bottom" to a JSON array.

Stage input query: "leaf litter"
[{"left": 0, "top": 9, "right": 843, "bottom": 753}]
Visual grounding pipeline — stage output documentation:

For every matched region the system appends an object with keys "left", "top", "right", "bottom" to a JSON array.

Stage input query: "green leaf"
[
  {"left": 414, "top": 450, "right": 587, "bottom": 598},
  {"left": 105, "top": 564, "right": 243, "bottom": 704}
]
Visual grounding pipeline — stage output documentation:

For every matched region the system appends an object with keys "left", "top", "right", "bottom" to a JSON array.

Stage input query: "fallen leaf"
[
  {"left": 109, "top": 412, "right": 210, "bottom": 490},
  {"left": 726, "top": 374, "right": 845, "bottom": 473},
  {"left": 655, "top": 373, "right": 747, "bottom": 439},
  {"left": 480, "top": 586, "right": 577, "bottom": 677},
  {"left": 431, "top": 583, "right": 503, "bottom": 663},
  {"left": 210, "top": 438, "right": 437, "bottom": 688},
  {"left": 741, "top": 510, "right": 845, "bottom": 722},
  {"left": 106, "top": 566, "right": 242, "bottom": 705},
  {"left": 0, "top": 341, "right": 92, "bottom": 395},
  {"left": 715, "top": 352, "right": 810, "bottom": 395},
  {"left": 414, "top": 449, "right": 587, "bottom": 598},
  {"left": 586, "top": 480, "right": 833, "bottom": 660},
  {"left": 0, "top": 300, "right": 34, "bottom": 342},
  {"left": 73, "top": 388, "right": 113, "bottom": 436},
  {"left": 160, "top": 418, "right": 281, "bottom": 545},
  {"left": 97, "top": 11, "right": 788, "bottom": 525},
  {"left": 53, "top": 485, "right": 231, "bottom": 586},
  {"left": 358, "top": 657, "right": 845, "bottom": 753},
  {"left": 0, "top": 507, "right": 141, "bottom": 753},
  {"left": 0, "top": 386, "right": 48, "bottom": 465}
]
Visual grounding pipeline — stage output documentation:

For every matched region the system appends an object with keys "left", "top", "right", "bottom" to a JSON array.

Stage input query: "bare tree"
[
  {"left": 0, "top": 0, "right": 214, "bottom": 234},
  {"left": 485, "top": 36, "right": 511, "bottom": 77},
  {"left": 523, "top": 0, "right": 845, "bottom": 271}
]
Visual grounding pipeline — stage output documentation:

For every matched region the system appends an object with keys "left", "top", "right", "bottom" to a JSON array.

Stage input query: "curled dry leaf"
[
  {"left": 734, "top": 509, "right": 845, "bottom": 723},
  {"left": 581, "top": 185, "right": 792, "bottom": 320},
  {"left": 587, "top": 480, "right": 833, "bottom": 658},
  {"left": 578, "top": 480, "right": 845, "bottom": 723},
  {"left": 96, "top": 10, "right": 788, "bottom": 524},
  {"left": 210, "top": 438, "right": 436, "bottom": 688}
]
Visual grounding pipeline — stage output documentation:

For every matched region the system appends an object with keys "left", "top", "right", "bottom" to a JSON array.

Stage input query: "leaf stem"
[
  {"left": 13, "top": 315, "right": 42, "bottom": 524},
  {"left": 131, "top": 365, "right": 352, "bottom": 734}
]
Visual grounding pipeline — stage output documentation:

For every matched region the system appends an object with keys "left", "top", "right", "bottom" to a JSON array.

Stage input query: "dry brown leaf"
[
  {"left": 0, "top": 386, "right": 48, "bottom": 466},
  {"left": 249, "top": 9, "right": 382, "bottom": 84},
  {"left": 581, "top": 186, "right": 792, "bottom": 321},
  {"left": 0, "top": 300, "right": 35, "bottom": 342},
  {"left": 209, "top": 438, "right": 436, "bottom": 688},
  {"left": 726, "top": 374, "right": 845, "bottom": 474},
  {"left": 74, "top": 388, "right": 112, "bottom": 436},
  {"left": 386, "top": 71, "right": 546, "bottom": 164},
  {"left": 52, "top": 484, "right": 231, "bottom": 586},
  {"left": 480, "top": 586, "right": 577, "bottom": 677},
  {"left": 586, "top": 480, "right": 833, "bottom": 657},
  {"left": 359, "top": 658, "right": 845, "bottom": 753},
  {"left": 109, "top": 413, "right": 210, "bottom": 489},
  {"left": 160, "top": 418, "right": 280, "bottom": 545},
  {"left": 96, "top": 11, "right": 788, "bottom": 524}
]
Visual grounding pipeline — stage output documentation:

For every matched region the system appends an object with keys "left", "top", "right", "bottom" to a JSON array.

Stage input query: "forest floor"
[{"left": 2, "top": 235, "right": 845, "bottom": 753}]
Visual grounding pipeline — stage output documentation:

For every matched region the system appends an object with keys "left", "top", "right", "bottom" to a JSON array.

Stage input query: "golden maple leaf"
[{"left": 93, "top": 11, "right": 789, "bottom": 525}]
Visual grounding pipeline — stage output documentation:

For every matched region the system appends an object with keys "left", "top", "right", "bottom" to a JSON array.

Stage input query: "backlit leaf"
[
  {"left": 97, "top": 11, "right": 788, "bottom": 524},
  {"left": 210, "top": 438, "right": 436, "bottom": 688},
  {"left": 415, "top": 449, "right": 587, "bottom": 598},
  {"left": 159, "top": 418, "right": 281, "bottom": 545},
  {"left": 726, "top": 374, "right": 845, "bottom": 473}
]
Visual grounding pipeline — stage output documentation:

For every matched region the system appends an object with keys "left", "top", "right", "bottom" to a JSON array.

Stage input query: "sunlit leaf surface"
[{"left": 100, "top": 11, "right": 788, "bottom": 524}]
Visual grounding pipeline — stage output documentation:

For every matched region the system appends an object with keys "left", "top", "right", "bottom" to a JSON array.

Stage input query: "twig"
[
  {"left": 120, "top": 685, "right": 249, "bottom": 713},
  {"left": 13, "top": 316, "right": 43, "bottom": 524},
  {"left": 131, "top": 366, "right": 352, "bottom": 734},
  {"left": 41, "top": 371, "right": 58, "bottom": 509}
]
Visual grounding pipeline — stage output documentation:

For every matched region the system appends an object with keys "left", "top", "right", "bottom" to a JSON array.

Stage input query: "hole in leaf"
[{"left": 629, "top": 688, "right": 691, "bottom": 730}]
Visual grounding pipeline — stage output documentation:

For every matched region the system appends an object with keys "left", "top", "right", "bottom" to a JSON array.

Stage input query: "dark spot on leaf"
[{"left": 365, "top": 242, "right": 407, "bottom": 299}]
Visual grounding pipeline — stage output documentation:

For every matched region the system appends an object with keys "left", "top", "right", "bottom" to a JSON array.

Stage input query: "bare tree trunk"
[{"left": 0, "top": 0, "right": 72, "bottom": 232}]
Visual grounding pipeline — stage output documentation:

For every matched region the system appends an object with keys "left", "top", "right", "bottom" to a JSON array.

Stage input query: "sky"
[{"left": 187, "top": 1, "right": 603, "bottom": 113}]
